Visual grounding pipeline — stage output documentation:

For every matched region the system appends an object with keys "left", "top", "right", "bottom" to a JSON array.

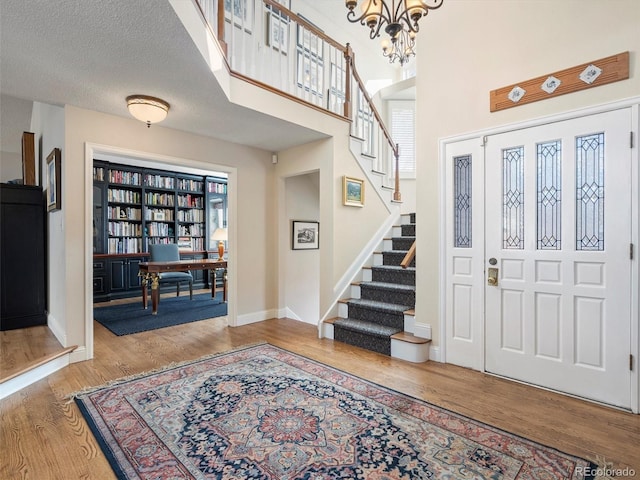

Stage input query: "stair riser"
[
  {"left": 359, "top": 285, "right": 415, "bottom": 306},
  {"left": 334, "top": 327, "right": 391, "bottom": 356},
  {"left": 392, "top": 237, "right": 415, "bottom": 251},
  {"left": 383, "top": 252, "right": 415, "bottom": 267},
  {"left": 347, "top": 304, "right": 404, "bottom": 330},
  {"left": 372, "top": 268, "right": 415, "bottom": 286}
]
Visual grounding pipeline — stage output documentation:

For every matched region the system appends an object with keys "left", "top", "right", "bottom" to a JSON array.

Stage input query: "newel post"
[
  {"left": 343, "top": 44, "right": 353, "bottom": 120},
  {"left": 393, "top": 143, "right": 401, "bottom": 202}
]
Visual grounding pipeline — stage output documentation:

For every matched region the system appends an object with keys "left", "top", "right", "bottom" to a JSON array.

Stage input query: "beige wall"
[
  {"left": 276, "top": 132, "right": 391, "bottom": 323},
  {"left": 416, "top": 0, "right": 640, "bottom": 348},
  {"left": 63, "top": 105, "right": 278, "bottom": 352}
]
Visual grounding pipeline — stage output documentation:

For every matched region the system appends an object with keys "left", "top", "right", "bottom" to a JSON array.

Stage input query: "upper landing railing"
[{"left": 194, "top": 0, "right": 402, "bottom": 201}]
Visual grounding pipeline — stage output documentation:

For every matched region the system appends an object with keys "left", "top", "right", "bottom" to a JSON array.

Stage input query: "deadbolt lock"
[{"left": 487, "top": 267, "right": 499, "bottom": 286}]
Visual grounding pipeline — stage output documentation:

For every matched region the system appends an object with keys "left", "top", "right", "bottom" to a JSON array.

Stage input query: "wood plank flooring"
[
  {"left": 1, "top": 313, "right": 639, "bottom": 479},
  {"left": 0, "top": 325, "right": 66, "bottom": 382}
]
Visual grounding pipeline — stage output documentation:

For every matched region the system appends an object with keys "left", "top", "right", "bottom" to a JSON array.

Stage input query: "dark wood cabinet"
[
  {"left": 0, "top": 184, "right": 47, "bottom": 330},
  {"left": 107, "top": 255, "right": 146, "bottom": 299}
]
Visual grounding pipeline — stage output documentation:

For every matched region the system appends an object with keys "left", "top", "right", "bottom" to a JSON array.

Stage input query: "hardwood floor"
[{"left": 1, "top": 314, "right": 639, "bottom": 479}]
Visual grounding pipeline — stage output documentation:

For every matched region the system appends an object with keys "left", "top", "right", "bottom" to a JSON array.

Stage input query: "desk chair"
[{"left": 149, "top": 243, "right": 193, "bottom": 300}]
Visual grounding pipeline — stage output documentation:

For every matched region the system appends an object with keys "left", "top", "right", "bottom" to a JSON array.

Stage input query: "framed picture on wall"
[
  {"left": 292, "top": 220, "right": 319, "bottom": 250},
  {"left": 46, "top": 148, "right": 62, "bottom": 212},
  {"left": 343, "top": 176, "right": 364, "bottom": 207}
]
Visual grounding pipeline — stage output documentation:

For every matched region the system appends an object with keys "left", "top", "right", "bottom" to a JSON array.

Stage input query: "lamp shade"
[
  {"left": 212, "top": 228, "right": 228, "bottom": 241},
  {"left": 126, "top": 95, "right": 170, "bottom": 127}
]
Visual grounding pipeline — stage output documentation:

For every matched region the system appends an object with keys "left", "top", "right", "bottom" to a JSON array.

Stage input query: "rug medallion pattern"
[{"left": 75, "top": 344, "right": 594, "bottom": 479}]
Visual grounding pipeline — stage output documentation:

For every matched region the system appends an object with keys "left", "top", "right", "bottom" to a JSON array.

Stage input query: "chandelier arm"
[{"left": 346, "top": 10, "right": 385, "bottom": 39}]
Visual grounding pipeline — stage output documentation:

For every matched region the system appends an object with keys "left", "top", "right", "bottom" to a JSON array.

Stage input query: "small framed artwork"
[
  {"left": 343, "top": 176, "right": 365, "bottom": 207},
  {"left": 292, "top": 220, "right": 319, "bottom": 250},
  {"left": 46, "top": 148, "right": 62, "bottom": 212},
  {"left": 267, "top": 12, "right": 288, "bottom": 54}
]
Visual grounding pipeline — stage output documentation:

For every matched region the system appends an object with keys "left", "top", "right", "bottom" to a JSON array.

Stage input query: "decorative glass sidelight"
[
  {"left": 576, "top": 133, "right": 605, "bottom": 251},
  {"left": 503, "top": 147, "right": 525, "bottom": 249},
  {"left": 537, "top": 141, "right": 562, "bottom": 250},
  {"left": 453, "top": 155, "right": 472, "bottom": 248}
]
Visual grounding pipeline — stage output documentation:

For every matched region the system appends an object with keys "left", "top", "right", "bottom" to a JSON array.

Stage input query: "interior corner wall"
[
  {"left": 276, "top": 132, "right": 391, "bottom": 322},
  {"left": 415, "top": 0, "right": 640, "bottom": 350},
  {"left": 30, "top": 102, "right": 66, "bottom": 345},
  {"left": 63, "top": 105, "right": 277, "bottom": 353},
  {"left": 283, "top": 172, "right": 320, "bottom": 324},
  {"left": 0, "top": 152, "right": 22, "bottom": 182}
]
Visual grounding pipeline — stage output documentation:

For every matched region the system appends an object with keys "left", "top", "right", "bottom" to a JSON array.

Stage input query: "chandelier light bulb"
[{"left": 345, "top": 0, "right": 443, "bottom": 65}]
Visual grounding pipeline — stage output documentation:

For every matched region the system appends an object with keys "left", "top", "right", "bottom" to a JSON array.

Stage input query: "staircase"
[{"left": 325, "top": 213, "right": 430, "bottom": 363}]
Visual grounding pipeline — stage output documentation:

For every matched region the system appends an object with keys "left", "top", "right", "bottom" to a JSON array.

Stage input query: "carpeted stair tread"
[
  {"left": 360, "top": 281, "right": 415, "bottom": 293},
  {"left": 334, "top": 317, "right": 402, "bottom": 337},
  {"left": 348, "top": 298, "right": 412, "bottom": 313},
  {"left": 373, "top": 264, "right": 416, "bottom": 272}
]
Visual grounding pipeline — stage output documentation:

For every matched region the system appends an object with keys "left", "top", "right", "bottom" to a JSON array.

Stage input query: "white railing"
[{"left": 194, "top": 0, "right": 401, "bottom": 200}]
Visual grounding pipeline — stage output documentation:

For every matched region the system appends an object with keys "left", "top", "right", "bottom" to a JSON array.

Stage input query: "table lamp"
[{"left": 212, "top": 228, "right": 227, "bottom": 260}]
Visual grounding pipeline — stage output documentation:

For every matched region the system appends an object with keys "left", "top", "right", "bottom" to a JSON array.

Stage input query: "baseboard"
[
  {"left": 47, "top": 313, "right": 67, "bottom": 347},
  {"left": 429, "top": 345, "right": 442, "bottom": 362},
  {"left": 69, "top": 346, "right": 88, "bottom": 363},
  {"left": 0, "top": 354, "right": 70, "bottom": 400},
  {"left": 413, "top": 323, "right": 432, "bottom": 340},
  {"left": 236, "top": 309, "right": 279, "bottom": 326}
]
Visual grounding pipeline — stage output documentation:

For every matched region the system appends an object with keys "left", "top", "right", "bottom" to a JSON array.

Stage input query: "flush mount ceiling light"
[
  {"left": 126, "top": 95, "right": 170, "bottom": 127},
  {"left": 345, "top": 0, "right": 443, "bottom": 66}
]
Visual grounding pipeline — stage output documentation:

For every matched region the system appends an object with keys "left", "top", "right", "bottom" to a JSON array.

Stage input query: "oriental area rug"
[{"left": 74, "top": 343, "right": 596, "bottom": 480}]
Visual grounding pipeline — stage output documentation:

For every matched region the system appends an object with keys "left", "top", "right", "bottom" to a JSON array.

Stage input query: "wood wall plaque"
[
  {"left": 22, "top": 131, "right": 36, "bottom": 186},
  {"left": 490, "top": 52, "right": 629, "bottom": 112}
]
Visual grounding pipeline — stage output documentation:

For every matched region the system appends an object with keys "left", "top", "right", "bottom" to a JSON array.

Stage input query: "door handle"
[{"left": 487, "top": 267, "right": 499, "bottom": 286}]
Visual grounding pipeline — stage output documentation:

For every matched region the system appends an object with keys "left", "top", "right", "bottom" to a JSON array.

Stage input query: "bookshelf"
[{"left": 92, "top": 161, "right": 227, "bottom": 301}]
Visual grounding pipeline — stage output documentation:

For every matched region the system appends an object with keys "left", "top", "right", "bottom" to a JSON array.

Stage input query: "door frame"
[
  {"left": 83, "top": 143, "right": 239, "bottom": 361},
  {"left": 439, "top": 97, "right": 640, "bottom": 413}
]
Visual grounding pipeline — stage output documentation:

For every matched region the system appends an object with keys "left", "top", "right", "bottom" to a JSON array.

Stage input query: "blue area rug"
[{"left": 94, "top": 292, "right": 226, "bottom": 336}]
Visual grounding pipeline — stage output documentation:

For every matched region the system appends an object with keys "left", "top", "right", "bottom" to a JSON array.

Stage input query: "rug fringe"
[{"left": 66, "top": 341, "right": 268, "bottom": 402}]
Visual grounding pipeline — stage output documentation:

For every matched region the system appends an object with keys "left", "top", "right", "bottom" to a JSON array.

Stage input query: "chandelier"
[{"left": 345, "top": 0, "right": 443, "bottom": 65}]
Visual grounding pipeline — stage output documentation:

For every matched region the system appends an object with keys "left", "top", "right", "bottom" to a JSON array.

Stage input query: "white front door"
[{"left": 485, "top": 109, "right": 632, "bottom": 409}]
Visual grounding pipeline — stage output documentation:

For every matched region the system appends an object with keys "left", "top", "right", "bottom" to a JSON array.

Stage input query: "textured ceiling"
[{"left": 0, "top": 0, "right": 337, "bottom": 154}]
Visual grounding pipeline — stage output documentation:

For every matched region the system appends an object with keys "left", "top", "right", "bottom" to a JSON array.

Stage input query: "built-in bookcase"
[{"left": 92, "top": 161, "right": 227, "bottom": 302}]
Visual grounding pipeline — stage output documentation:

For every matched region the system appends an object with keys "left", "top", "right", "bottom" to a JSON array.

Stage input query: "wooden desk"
[{"left": 138, "top": 259, "right": 227, "bottom": 315}]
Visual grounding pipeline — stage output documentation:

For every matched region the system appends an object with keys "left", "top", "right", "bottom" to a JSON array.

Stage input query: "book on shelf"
[{"left": 178, "top": 236, "right": 192, "bottom": 251}]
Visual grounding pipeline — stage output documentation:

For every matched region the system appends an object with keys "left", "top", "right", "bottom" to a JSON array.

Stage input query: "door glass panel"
[
  {"left": 537, "top": 140, "right": 562, "bottom": 250},
  {"left": 454, "top": 155, "right": 472, "bottom": 248},
  {"left": 503, "top": 146, "right": 524, "bottom": 249},
  {"left": 576, "top": 133, "right": 605, "bottom": 251}
]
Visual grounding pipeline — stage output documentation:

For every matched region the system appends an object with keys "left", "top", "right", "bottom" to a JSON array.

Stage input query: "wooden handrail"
[
  {"left": 400, "top": 240, "right": 416, "bottom": 269},
  {"left": 346, "top": 48, "right": 399, "bottom": 158}
]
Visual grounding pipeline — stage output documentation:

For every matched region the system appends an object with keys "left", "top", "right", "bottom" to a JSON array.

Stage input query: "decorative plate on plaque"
[
  {"left": 579, "top": 64, "right": 602, "bottom": 84},
  {"left": 507, "top": 86, "right": 526, "bottom": 103},
  {"left": 541, "top": 76, "right": 561, "bottom": 94}
]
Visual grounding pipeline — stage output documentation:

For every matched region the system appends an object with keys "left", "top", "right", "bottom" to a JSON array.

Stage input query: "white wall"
[
  {"left": 415, "top": 0, "right": 640, "bottom": 348},
  {"left": 0, "top": 94, "right": 34, "bottom": 183},
  {"left": 283, "top": 172, "right": 320, "bottom": 323},
  {"left": 30, "top": 102, "right": 66, "bottom": 345},
  {"left": 62, "top": 105, "right": 278, "bottom": 354}
]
